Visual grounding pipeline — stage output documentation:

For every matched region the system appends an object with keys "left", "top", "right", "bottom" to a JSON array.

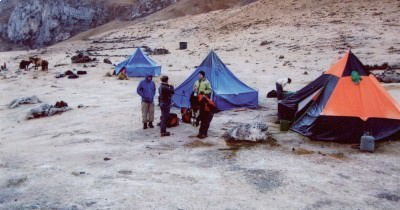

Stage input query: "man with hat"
[{"left": 137, "top": 75, "right": 156, "bottom": 129}]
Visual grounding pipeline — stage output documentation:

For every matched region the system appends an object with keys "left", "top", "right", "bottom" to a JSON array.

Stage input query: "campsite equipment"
[
  {"left": 181, "top": 108, "right": 192, "bottom": 123},
  {"left": 172, "top": 50, "right": 258, "bottom": 111},
  {"left": 360, "top": 134, "right": 375, "bottom": 152},
  {"left": 279, "top": 120, "right": 291, "bottom": 131},
  {"left": 115, "top": 48, "right": 161, "bottom": 77},
  {"left": 278, "top": 50, "right": 400, "bottom": 143},
  {"left": 179, "top": 42, "right": 187, "bottom": 50},
  {"left": 267, "top": 90, "right": 277, "bottom": 98},
  {"left": 159, "top": 113, "right": 179, "bottom": 127}
]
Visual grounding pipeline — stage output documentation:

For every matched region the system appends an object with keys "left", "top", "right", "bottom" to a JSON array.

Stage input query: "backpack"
[
  {"left": 181, "top": 108, "right": 192, "bottom": 123},
  {"left": 267, "top": 90, "right": 277, "bottom": 98},
  {"left": 203, "top": 97, "right": 217, "bottom": 113},
  {"left": 167, "top": 113, "right": 179, "bottom": 127}
]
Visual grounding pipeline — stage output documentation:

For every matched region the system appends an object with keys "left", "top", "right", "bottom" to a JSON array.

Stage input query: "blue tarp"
[
  {"left": 172, "top": 51, "right": 258, "bottom": 111},
  {"left": 115, "top": 48, "right": 161, "bottom": 77}
]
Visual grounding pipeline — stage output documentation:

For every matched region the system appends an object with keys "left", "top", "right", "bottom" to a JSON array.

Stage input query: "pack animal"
[
  {"left": 19, "top": 60, "right": 32, "bottom": 70},
  {"left": 29, "top": 57, "right": 49, "bottom": 71}
]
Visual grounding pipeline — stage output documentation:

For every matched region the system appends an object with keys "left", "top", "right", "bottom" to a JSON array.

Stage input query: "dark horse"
[
  {"left": 19, "top": 60, "right": 32, "bottom": 70},
  {"left": 29, "top": 57, "right": 49, "bottom": 71}
]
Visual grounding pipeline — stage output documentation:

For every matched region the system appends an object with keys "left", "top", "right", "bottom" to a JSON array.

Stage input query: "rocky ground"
[{"left": 0, "top": 0, "right": 399, "bottom": 209}]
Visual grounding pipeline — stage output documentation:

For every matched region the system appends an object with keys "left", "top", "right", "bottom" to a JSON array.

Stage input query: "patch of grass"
[
  {"left": 329, "top": 152, "right": 346, "bottom": 159},
  {"left": 184, "top": 140, "right": 214, "bottom": 148},
  {"left": 292, "top": 147, "right": 315, "bottom": 155}
]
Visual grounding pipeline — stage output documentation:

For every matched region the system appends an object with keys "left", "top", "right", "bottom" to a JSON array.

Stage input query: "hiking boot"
[
  {"left": 197, "top": 134, "right": 207, "bottom": 139},
  {"left": 148, "top": 122, "right": 154, "bottom": 128},
  {"left": 161, "top": 132, "right": 170, "bottom": 137},
  {"left": 143, "top": 123, "right": 148, "bottom": 129}
]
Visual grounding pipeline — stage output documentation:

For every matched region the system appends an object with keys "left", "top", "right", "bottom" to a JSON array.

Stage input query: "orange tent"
[{"left": 279, "top": 51, "right": 400, "bottom": 143}]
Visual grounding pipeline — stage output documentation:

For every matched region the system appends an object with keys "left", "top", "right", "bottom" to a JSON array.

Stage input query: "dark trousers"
[
  {"left": 276, "top": 82, "right": 283, "bottom": 100},
  {"left": 199, "top": 112, "right": 214, "bottom": 136},
  {"left": 160, "top": 104, "right": 170, "bottom": 133}
]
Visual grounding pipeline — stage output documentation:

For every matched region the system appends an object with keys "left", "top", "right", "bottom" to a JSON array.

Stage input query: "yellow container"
[{"left": 280, "top": 120, "right": 291, "bottom": 131}]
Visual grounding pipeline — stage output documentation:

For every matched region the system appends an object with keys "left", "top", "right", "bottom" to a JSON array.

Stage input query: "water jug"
[{"left": 360, "top": 134, "right": 375, "bottom": 152}]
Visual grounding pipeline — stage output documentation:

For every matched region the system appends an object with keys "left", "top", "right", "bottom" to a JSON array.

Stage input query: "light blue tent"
[
  {"left": 172, "top": 50, "right": 258, "bottom": 111},
  {"left": 115, "top": 48, "right": 161, "bottom": 77}
]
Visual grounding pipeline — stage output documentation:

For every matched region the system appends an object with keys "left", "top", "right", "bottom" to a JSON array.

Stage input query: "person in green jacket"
[{"left": 193, "top": 70, "right": 212, "bottom": 98}]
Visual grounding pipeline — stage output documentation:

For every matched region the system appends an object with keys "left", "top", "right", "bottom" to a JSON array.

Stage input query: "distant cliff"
[{"left": 0, "top": 0, "right": 177, "bottom": 48}]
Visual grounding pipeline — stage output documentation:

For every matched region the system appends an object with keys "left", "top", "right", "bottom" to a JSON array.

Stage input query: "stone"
[
  {"left": 223, "top": 122, "right": 269, "bottom": 142},
  {"left": 260, "top": 40, "right": 272, "bottom": 46},
  {"left": 103, "top": 58, "right": 112, "bottom": 64},
  {"left": 6, "top": 175, "right": 28, "bottom": 187}
]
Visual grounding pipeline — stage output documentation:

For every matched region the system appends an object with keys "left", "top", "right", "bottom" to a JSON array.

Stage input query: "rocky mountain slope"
[
  {"left": 0, "top": 0, "right": 254, "bottom": 50},
  {"left": 0, "top": 0, "right": 178, "bottom": 48}
]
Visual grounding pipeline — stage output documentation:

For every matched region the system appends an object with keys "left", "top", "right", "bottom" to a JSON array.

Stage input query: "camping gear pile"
[
  {"left": 26, "top": 101, "right": 72, "bottom": 120},
  {"left": 71, "top": 51, "right": 96, "bottom": 63},
  {"left": 55, "top": 70, "right": 87, "bottom": 79},
  {"left": 9, "top": 96, "right": 42, "bottom": 109}
]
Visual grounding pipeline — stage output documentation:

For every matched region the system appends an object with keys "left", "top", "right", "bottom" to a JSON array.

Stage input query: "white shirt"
[{"left": 277, "top": 78, "right": 289, "bottom": 88}]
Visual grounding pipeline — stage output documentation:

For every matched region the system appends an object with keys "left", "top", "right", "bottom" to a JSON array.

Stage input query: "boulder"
[
  {"left": 223, "top": 122, "right": 269, "bottom": 142},
  {"left": 103, "top": 58, "right": 112, "bottom": 64}
]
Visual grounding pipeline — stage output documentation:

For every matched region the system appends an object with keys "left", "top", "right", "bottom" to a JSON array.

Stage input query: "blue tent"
[
  {"left": 172, "top": 51, "right": 258, "bottom": 111},
  {"left": 115, "top": 48, "right": 161, "bottom": 77}
]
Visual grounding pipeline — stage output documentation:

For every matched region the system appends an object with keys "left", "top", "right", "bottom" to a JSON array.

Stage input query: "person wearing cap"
[
  {"left": 276, "top": 77, "right": 292, "bottom": 100},
  {"left": 193, "top": 70, "right": 212, "bottom": 98},
  {"left": 137, "top": 75, "right": 156, "bottom": 129},
  {"left": 158, "top": 75, "right": 175, "bottom": 137}
]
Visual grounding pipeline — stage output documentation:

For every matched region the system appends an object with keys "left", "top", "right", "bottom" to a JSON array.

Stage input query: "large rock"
[
  {"left": 224, "top": 122, "right": 269, "bottom": 142},
  {"left": 0, "top": 0, "right": 178, "bottom": 48}
]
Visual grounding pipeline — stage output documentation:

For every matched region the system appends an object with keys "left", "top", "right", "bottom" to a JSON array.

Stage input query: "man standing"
[
  {"left": 137, "top": 75, "right": 156, "bottom": 129},
  {"left": 193, "top": 70, "right": 212, "bottom": 98},
  {"left": 276, "top": 77, "right": 292, "bottom": 100},
  {"left": 197, "top": 92, "right": 216, "bottom": 139},
  {"left": 159, "top": 75, "right": 175, "bottom": 137}
]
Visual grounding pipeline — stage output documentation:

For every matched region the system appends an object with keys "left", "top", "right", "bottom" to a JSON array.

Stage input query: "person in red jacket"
[{"left": 196, "top": 92, "right": 216, "bottom": 139}]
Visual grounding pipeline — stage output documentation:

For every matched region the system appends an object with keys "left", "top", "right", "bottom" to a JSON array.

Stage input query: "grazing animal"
[
  {"left": 19, "top": 60, "right": 32, "bottom": 70},
  {"left": 29, "top": 57, "right": 49, "bottom": 71}
]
